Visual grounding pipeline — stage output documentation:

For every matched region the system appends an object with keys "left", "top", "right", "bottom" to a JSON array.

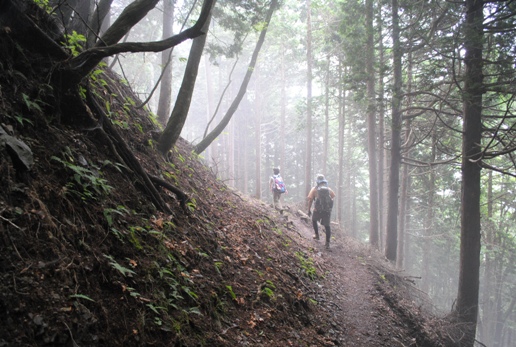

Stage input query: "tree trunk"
[
  {"left": 385, "top": 0, "right": 402, "bottom": 261},
  {"left": 157, "top": 0, "right": 215, "bottom": 154},
  {"left": 304, "top": 0, "right": 313, "bottom": 197},
  {"left": 254, "top": 88, "right": 262, "bottom": 199},
  {"left": 421, "top": 134, "right": 436, "bottom": 293},
  {"left": 280, "top": 43, "right": 286, "bottom": 172},
  {"left": 87, "top": 0, "right": 114, "bottom": 47},
  {"left": 193, "top": 0, "right": 278, "bottom": 155},
  {"left": 377, "top": 3, "right": 386, "bottom": 250},
  {"left": 156, "top": 0, "right": 175, "bottom": 126},
  {"left": 365, "top": 0, "right": 379, "bottom": 247},
  {"left": 455, "top": 1, "right": 484, "bottom": 345},
  {"left": 323, "top": 54, "right": 330, "bottom": 176},
  {"left": 337, "top": 60, "right": 345, "bottom": 227}
]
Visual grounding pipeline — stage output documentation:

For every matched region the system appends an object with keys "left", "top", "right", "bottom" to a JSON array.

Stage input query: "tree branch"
[{"left": 59, "top": 0, "right": 214, "bottom": 88}]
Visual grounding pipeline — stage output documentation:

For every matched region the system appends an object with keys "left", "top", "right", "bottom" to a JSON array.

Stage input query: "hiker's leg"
[
  {"left": 312, "top": 213, "right": 319, "bottom": 239},
  {"left": 324, "top": 225, "right": 331, "bottom": 246},
  {"left": 321, "top": 212, "right": 331, "bottom": 248},
  {"left": 272, "top": 192, "right": 280, "bottom": 208}
]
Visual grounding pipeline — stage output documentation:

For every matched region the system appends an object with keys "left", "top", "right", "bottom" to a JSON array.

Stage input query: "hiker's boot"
[
  {"left": 313, "top": 234, "right": 320, "bottom": 241},
  {"left": 325, "top": 242, "right": 330, "bottom": 249}
]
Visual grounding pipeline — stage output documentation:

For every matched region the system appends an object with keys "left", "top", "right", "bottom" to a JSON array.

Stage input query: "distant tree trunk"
[
  {"left": 323, "top": 54, "right": 330, "bottom": 175},
  {"left": 193, "top": 0, "right": 278, "bottom": 154},
  {"left": 203, "top": 57, "right": 216, "bottom": 163},
  {"left": 455, "top": 0, "right": 484, "bottom": 345},
  {"left": 479, "top": 170, "right": 494, "bottom": 344},
  {"left": 397, "top": 50, "right": 414, "bottom": 270},
  {"left": 345, "top": 85, "right": 354, "bottom": 235},
  {"left": 228, "top": 110, "right": 235, "bottom": 187},
  {"left": 157, "top": 1, "right": 215, "bottom": 154},
  {"left": 254, "top": 90, "right": 262, "bottom": 199},
  {"left": 87, "top": 0, "right": 113, "bottom": 47},
  {"left": 71, "top": 0, "right": 93, "bottom": 37},
  {"left": 421, "top": 133, "right": 436, "bottom": 293},
  {"left": 280, "top": 43, "right": 286, "bottom": 171},
  {"left": 365, "top": 0, "right": 379, "bottom": 247},
  {"left": 50, "top": 0, "right": 78, "bottom": 28},
  {"left": 385, "top": 0, "right": 402, "bottom": 261},
  {"left": 337, "top": 60, "right": 345, "bottom": 226},
  {"left": 377, "top": 8, "right": 386, "bottom": 250},
  {"left": 304, "top": 0, "right": 313, "bottom": 197},
  {"left": 156, "top": 0, "right": 175, "bottom": 126}
]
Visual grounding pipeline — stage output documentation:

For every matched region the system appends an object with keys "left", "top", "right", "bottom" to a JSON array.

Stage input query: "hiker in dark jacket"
[{"left": 307, "top": 174, "right": 335, "bottom": 249}]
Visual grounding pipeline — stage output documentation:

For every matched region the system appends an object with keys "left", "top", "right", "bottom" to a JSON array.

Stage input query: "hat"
[{"left": 316, "top": 174, "right": 325, "bottom": 184}]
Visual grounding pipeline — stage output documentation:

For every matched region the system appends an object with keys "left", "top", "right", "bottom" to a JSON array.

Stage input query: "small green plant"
[
  {"left": 69, "top": 294, "right": 95, "bottom": 302},
  {"left": 225, "top": 285, "right": 237, "bottom": 300},
  {"left": 127, "top": 226, "right": 144, "bottom": 250},
  {"left": 13, "top": 113, "right": 34, "bottom": 127},
  {"left": 104, "top": 254, "right": 136, "bottom": 277},
  {"left": 52, "top": 155, "right": 113, "bottom": 201},
  {"left": 21, "top": 93, "right": 43, "bottom": 113},
  {"left": 62, "top": 31, "right": 86, "bottom": 56},
  {"left": 214, "top": 261, "right": 223, "bottom": 272},
  {"left": 261, "top": 287, "right": 274, "bottom": 298},
  {"left": 186, "top": 198, "right": 197, "bottom": 213},
  {"left": 295, "top": 252, "right": 317, "bottom": 280},
  {"left": 33, "top": 0, "right": 52, "bottom": 13},
  {"left": 103, "top": 205, "right": 129, "bottom": 227}
]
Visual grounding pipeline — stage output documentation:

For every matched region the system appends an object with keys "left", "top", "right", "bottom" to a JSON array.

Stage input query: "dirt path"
[{"left": 288, "top": 210, "right": 416, "bottom": 346}]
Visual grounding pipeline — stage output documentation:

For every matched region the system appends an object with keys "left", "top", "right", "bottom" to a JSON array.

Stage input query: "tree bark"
[
  {"left": 365, "top": 0, "right": 379, "bottom": 247},
  {"left": 156, "top": 0, "right": 175, "bottom": 126},
  {"left": 377, "top": 7, "right": 386, "bottom": 250},
  {"left": 87, "top": 0, "right": 114, "bottom": 47},
  {"left": 304, "top": 0, "right": 313, "bottom": 197},
  {"left": 455, "top": 1, "right": 484, "bottom": 345},
  {"left": 337, "top": 60, "right": 345, "bottom": 227},
  {"left": 385, "top": 0, "right": 402, "bottom": 261}
]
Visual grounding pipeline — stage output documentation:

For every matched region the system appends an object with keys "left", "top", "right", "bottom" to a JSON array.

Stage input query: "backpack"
[
  {"left": 272, "top": 175, "right": 286, "bottom": 194},
  {"left": 315, "top": 185, "right": 333, "bottom": 212}
]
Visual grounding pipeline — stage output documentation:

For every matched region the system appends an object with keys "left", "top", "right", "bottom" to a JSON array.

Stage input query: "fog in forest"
[{"left": 96, "top": 1, "right": 516, "bottom": 346}]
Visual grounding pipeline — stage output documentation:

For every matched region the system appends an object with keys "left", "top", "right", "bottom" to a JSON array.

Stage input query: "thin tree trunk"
[
  {"left": 254, "top": 88, "right": 262, "bottom": 199},
  {"left": 304, "top": 0, "right": 313, "bottom": 197},
  {"left": 337, "top": 60, "right": 345, "bottom": 227},
  {"left": 323, "top": 54, "right": 330, "bottom": 176},
  {"left": 280, "top": 43, "right": 286, "bottom": 171},
  {"left": 87, "top": 0, "right": 114, "bottom": 47},
  {"left": 365, "top": 0, "right": 379, "bottom": 247},
  {"left": 156, "top": 0, "right": 175, "bottom": 126},
  {"left": 377, "top": 3, "right": 386, "bottom": 251},
  {"left": 455, "top": 1, "right": 484, "bottom": 345},
  {"left": 421, "top": 134, "right": 436, "bottom": 293},
  {"left": 193, "top": 0, "right": 278, "bottom": 154},
  {"left": 158, "top": 1, "right": 215, "bottom": 154}
]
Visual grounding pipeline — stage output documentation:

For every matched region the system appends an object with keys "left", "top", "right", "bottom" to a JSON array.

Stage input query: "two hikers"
[
  {"left": 307, "top": 174, "right": 335, "bottom": 249},
  {"left": 269, "top": 167, "right": 286, "bottom": 210}
]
